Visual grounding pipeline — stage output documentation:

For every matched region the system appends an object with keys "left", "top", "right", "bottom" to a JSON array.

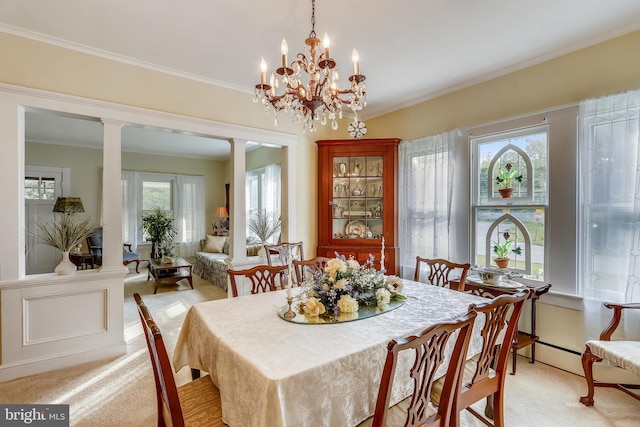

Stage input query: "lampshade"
[
  {"left": 215, "top": 206, "right": 229, "bottom": 218},
  {"left": 53, "top": 197, "right": 85, "bottom": 214}
]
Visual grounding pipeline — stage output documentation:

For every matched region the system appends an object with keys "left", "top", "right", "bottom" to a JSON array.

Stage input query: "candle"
[
  {"left": 260, "top": 57, "right": 267, "bottom": 85},
  {"left": 352, "top": 48, "right": 360, "bottom": 75},
  {"left": 287, "top": 246, "right": 293, "bottom": 298},
  {"left": 281, "top": 38, "right": 288, "bottom": 68},
  {"left": 323, "top": 32, "right": 331, "bottom": 59},
  {"left": 380, "top": 237, "right": 386, "bottom": 272}
]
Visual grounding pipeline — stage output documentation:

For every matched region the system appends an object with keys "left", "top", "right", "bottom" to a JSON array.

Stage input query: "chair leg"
[
  {"left": 579, "top": 345, "right": 601, "bottom": 406},
  {"left": 134, "top": 259, "right": 140, "bottom": 273}
]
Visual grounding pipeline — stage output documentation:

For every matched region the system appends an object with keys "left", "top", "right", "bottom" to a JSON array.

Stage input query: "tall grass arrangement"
[
  {"left": 35, "top": 214, "right": 98, "bottom": 252},
  {"left": 247, "top": 210, "right": 281, "bottom": 243}
]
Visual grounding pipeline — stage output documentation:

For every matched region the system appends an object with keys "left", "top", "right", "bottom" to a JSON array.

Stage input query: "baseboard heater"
[{"left": 537, "top": 340, "right": 582, "bottom": 356}]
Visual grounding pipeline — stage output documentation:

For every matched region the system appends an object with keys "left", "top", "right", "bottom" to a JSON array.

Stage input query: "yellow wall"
[{"left": 5, "top": 28, "right": 640, "bottom": 374}]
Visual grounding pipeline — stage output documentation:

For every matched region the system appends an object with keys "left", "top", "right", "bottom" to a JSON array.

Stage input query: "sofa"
[{"left": 193, "top": 236, "right": 263, "bottom": 291}]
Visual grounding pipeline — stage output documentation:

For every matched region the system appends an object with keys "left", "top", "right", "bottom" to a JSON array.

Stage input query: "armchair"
[
  {"left": 87, "top": 227, "right": 141, "bottom": 273},
  {"left": 580, "top": 302, "right": 640, "bottom": 406}
]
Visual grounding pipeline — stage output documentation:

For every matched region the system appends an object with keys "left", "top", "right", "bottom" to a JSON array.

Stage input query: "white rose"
[
  {"left": 334, "top": 278, "right": 348, "bottom": 290},
  {"left": 304, "top": 297, "right": 326, "bottom": 317},
  {"left": 376, "top": 288, "right": 391, "bottom": 307},
  {"left": 337, "top": 294, "right": 359, "bottom": 313},
  {"left": 347, "top": 259, "right": 360, "bottom": 270}
]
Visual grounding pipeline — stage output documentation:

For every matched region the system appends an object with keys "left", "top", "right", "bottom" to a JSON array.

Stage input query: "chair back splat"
[
  {"left": 445, "top": 289, "right": 530, "bottom": 427},
  {"left": 371, "top": 310, "right": 478, "bottom": 427},
  {"left": 414, "top": 257, "right": 471, "bottom": 292},
  {"left": 134, "top": 293, "right": 223, "bottom": 427},
  {"left": 227, "top": 264, "right": 289, "bottom": 297},
  {"left": 293, "top": 256, "right": 330, "bottom": 284},
  {"left": 264, "top": 241, "right": 304, "bottom": 266}
]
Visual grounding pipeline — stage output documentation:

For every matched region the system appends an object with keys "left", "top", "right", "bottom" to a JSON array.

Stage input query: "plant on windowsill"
[
  {"left": 495, "top": 162, "right": 523, "bottom": 198},
  {"left": 141, "top": 207, "right": 177, "bottom": 260},
  {"left": 492, "top": 234, "right": 522, "bottom": 269}
]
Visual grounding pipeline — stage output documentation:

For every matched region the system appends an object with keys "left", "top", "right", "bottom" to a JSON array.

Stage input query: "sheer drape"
[
  {"left": 264, "top": 164, "right": 281, "bottom": 217},
  {"left": 578, "top": 90, "right": 640, "bottom": 340},
  {"left": 398, "top": 130, "right": 460, "bottom": 279},
  {"left": 121, "top": 171, "right": 141, "bottom": 251},
  {"left": 174, "top": 175, "right": 205, "bottom": 257}
]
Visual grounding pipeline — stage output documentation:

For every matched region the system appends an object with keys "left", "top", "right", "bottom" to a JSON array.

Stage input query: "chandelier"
[{"left": 253, "top": 0, "right": 366, "bottom": 132}]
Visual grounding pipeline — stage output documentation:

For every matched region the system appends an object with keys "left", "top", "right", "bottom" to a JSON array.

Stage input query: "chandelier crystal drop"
[{"left": 253, "top": 0, "right": 366, "bottom": 132}]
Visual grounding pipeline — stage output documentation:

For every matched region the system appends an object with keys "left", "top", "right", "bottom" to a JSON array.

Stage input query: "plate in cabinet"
[{"left": 345, "top": 220, "right": 366, "bottom": 238}]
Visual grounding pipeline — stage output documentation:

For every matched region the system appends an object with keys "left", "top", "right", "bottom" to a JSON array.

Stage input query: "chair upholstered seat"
[
  {"left": 123, "top": 251, "right": 139, "bottom": 262},
  {"left": 586, "top": 340, "right": 640, "bottom": 376}
]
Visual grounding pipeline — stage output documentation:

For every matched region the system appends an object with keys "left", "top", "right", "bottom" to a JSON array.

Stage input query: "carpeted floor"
[{"left": 0, "top": 268, "right": 638, "bottom": 426}]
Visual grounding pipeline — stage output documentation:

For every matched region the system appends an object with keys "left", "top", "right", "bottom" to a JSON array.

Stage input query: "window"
[
  {"left": 471, "top": 126, "right": 549, "bottom": 279},
  {"left": 24, "top": 176, "right": 56, "bottom": 200},
  {"left": 122, "top": 171, "right": 205, "bottom": 257}
]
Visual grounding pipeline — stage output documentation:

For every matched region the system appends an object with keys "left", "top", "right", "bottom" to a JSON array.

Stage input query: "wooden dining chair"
[
  {"left": 293, "top": 256, "right": 330, "bottom": 283},
  {"left": 366, "top": 310, "right": 478, "bottom": 427},
  {"left": 227, "top": 264, "right": 288, "bottom": 297},
  {"left": 579, "top": 302, "right": 640, "bottom": 407},
  {"left": 264, "top": 241, "right": 304, "bottom": 266},
  {"left": 134, "top": 293, "right": 224, "bottom": 427},
  {"left": 414, "top": 257, "right": 471, "bottom": 292},
  {"left": 431, "top": 289, "right": 530, "bottom": 427}
]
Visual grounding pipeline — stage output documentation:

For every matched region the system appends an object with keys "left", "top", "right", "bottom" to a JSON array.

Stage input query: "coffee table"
[{"left": 147, "top": 257, "right": 193, "bottom": 294}]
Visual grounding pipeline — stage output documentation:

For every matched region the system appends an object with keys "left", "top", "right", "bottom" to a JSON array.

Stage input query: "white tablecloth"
[{"left": 172, "top": 279, "right": 486, "bottom": 427}]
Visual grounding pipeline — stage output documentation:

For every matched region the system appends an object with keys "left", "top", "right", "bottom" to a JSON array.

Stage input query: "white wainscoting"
[{"left": 0, "top": 269, "right": 126, "bottom": 382}]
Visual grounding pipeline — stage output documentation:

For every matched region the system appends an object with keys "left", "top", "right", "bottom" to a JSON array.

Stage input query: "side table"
[
  {"left": 69, "top": 252, "right": 97, "bottom": 270},
  {"left": 453, "top": 276, "right": 551, "bottom": 374}
]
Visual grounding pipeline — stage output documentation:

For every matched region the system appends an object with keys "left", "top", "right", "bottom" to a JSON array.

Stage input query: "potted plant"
[
  {"left": 34, "top": 213, "right": 98, "bottom": 274},
  {"left": 141, "top": 207, "right": 177, "bottom": 260},
  {"left": 492, "top": 238, "right": 522, "bottom": 269},
  {"left": 495, "top": 162, "right": 523, "bottom": 198},
  {"left": 247, "top": 210, "right": 281, "bottom": 245}
]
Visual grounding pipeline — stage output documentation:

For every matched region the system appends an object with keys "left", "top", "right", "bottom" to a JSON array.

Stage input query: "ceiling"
[{"left": 5, "top": 0, "right": 640, "bottom": 157}]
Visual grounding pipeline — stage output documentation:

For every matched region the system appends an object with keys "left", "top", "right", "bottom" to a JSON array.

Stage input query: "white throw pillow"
[{"left": 203, "top": 236, "right": 227, "bottom": 253}]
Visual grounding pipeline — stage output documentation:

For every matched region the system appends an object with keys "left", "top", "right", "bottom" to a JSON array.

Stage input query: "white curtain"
[
  {"left": 174, "top": 175, "right": 205, "bottom": 257},
  {"left": 398, "top": 130, "right": 460, "bottom": 279},
  {"left": 121, "top": 171, "right": 141, "bottom": 251},
  {"left": 578, "top": 89, "right": 640, "bottom": 340},
  {"left": 263, "top": 164, "right": 281, "bottom": 217}
]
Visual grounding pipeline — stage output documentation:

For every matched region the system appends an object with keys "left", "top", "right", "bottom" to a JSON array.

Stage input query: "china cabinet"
[{"left": 316, "top": 138, "right": 400, "bottom": 275}]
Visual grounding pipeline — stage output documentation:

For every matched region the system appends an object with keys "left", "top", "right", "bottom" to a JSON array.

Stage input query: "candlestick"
[
  {"left": 283, "top": 296, "right": 295, "bottom": 319},
  {"left": 380, "top": 236, "right": 386, "bottom": 272}
]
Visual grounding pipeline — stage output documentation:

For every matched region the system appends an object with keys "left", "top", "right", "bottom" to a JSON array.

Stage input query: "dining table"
[{"left": 172, "top": 279, "right": 488, "bottom": 427}]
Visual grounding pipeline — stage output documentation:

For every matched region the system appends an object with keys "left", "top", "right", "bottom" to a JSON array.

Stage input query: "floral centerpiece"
[{"left": 299, "top": 254, "right": 405, "bottom": 319}]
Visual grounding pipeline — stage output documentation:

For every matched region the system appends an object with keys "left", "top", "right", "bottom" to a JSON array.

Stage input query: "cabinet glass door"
[{"left": 331, "top": 155, "right": 383, "bottom": 240}]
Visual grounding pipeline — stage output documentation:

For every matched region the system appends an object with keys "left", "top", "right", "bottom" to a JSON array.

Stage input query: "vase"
[{"left": 54, "top": 251, "right": 77, "bottom": 275}]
